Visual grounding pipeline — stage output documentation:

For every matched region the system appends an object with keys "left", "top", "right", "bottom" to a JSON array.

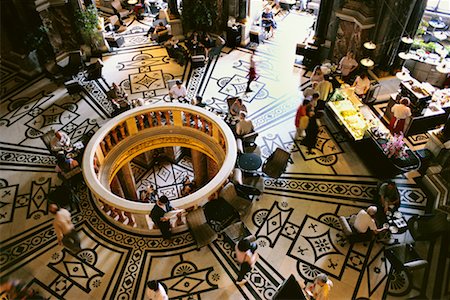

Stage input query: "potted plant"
[
  {"left": 75, "top": 5, "right": 101, "bottom": 48},
  {"left": 181, "top": 0, "right": 218, "bottom": 32}
]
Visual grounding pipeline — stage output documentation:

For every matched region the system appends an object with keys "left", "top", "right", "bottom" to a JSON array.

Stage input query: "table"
[
  {"left": 237, "top": 153, "right": 262, "bottom": 172},
  {"left": 385, "top": 211, "right": 408, "bottom": 235}
]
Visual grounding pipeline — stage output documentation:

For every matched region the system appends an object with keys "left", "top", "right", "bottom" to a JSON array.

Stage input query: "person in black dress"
[{"left": 303, "top": 111, "right": 319, "bottom": 155}]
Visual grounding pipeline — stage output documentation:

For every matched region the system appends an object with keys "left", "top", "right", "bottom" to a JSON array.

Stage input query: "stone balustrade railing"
[{"left": 82, "top": 103, "right": 237, "bottom": 232}]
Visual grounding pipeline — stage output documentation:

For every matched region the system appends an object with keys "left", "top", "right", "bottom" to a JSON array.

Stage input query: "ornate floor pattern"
[{"left": 0, "top": 10, "right": 431, "bottom": 300}]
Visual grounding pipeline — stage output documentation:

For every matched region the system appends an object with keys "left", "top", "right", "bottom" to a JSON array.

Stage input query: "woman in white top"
[
  {"left": 339, "top": 51, "right": 358, "bottom": 78},
  {"left": 389, "top": 97, "right": 412, "bottom": 134},
  {"left": 235, "top": 238, "right": 258, "bottom": 285},
  {"left": 352, "top": 73, "right": 370, "bottom": 98},
  {"left": 145, "top": 280, "right": 168, "bottom": 300}
]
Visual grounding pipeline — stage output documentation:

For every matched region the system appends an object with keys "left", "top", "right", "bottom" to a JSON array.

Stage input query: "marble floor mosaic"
[{"left": 0, "top": 10, "right": 431, "bottom": 300}]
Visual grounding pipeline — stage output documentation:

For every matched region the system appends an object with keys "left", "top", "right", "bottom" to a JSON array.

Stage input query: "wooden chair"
[
  {"left": 186, "top": 207, "right": 218, "bottom": 249},
  {"left": 219, "top": 182, "right": 254, "bottom": 217},
  {"left": 262, "top": 147, "right": 290, "bottom": 179}
]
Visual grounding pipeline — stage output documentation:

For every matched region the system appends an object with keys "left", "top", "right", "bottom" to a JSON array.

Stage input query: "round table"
[{"left": 237, "top": 153, "right": 262, "bottom": 172}]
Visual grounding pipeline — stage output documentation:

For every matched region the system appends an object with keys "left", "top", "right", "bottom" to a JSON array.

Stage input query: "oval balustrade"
[{"left": 82, "top": 103, "right": 237, "bottom": 231}]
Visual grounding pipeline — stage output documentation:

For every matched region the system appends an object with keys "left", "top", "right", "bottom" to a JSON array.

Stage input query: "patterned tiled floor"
[{"left": 0, "top": 11, "right": 431, "bottom": 300}]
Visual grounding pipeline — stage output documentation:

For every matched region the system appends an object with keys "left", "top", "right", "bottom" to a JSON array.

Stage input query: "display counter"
[
  {"left": 383, "top": 77, "right": 450, "bottom": 136},
  {"left": 327, "top": 88, "right": 421, "bottom": 175}
]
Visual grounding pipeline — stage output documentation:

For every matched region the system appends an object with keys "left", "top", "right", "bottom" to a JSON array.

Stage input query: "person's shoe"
[
  {"left": 236, "top": 279, "right": 247, "bottom": 285},
  {"left": 245, "top": 89, "right": 253, "bottom": 93}
]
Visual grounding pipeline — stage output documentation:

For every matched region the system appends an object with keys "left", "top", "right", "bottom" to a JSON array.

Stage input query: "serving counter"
[
  {"left": 383, "top": 77, "right": 450, "bottom": 136},
  {"left": 327, "top": 88, "right": 421, "bottom": 175}
]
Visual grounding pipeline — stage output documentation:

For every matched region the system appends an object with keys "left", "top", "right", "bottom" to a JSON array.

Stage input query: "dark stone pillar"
[
  {"left": 314, "top": 0, "right": 334, "bottom": 45},
  {"left": 373, "top": 0, "right": 421, "bottom": 71}
]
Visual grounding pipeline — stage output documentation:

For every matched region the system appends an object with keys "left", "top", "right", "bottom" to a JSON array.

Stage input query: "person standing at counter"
[
  {"left": 352, "top": 72, "right": 370, "bottom": 99},
  {"left": 389, "top": 97, "right": 412, "bottom": 134},
  {"left": 339, "top": 51, "right": 358, "bottom": 82}
]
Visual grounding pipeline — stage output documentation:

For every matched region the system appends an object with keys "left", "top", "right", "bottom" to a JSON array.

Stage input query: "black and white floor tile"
[{"left": 0, "top": 10, "right": 431, "bottom": 300}]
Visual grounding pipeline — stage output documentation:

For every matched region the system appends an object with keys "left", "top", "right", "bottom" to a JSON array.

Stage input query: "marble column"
[
  {"left": 117, "top": 162, "right": 138, "bottom": 200},
  {"left": 191, "top": 149, "right": 208, "bottom": 187}
]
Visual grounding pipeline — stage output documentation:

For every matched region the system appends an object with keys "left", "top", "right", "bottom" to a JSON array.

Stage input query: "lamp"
[
  {"left": 360, "top": 58, "right": 374, "bottom": 67},
  {"left": 401, "top": 36, "right": 414, "bottom": 44},
  {"left": 363, "top": 41, "right": 377, "bottom": 50},
  {"left": 436, "top": 62, "right": 450, "bottom": 74},
  {"left": 398, "top": 52, "right": 411, "bottom": 60},
  {"left": 396, "top": 68, "right": 411, "bottom": 81}
]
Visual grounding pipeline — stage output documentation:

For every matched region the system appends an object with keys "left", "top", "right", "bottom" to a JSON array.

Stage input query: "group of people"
[
  {"left": 350, "top": 180, "right": 401, "bottom": 239},
  {"left": 295, "top": 92, "right": 320, "bottom": 154}
]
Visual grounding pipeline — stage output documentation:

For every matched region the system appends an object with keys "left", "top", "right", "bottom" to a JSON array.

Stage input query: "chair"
[
  {"left": 203, "top": 197, "right": 240, "bottom": 232},
  {"left": 111, "top": 0, "right": 132, "bottom": 19},
  {"left": 41, "top": 129, "right": 56, "bottom": 153},
  {"left": 219, "top": 182, "right": 255, "bottom": 217},
  {"left": 186, "top": 207, "right": 218, "bottom": 249},
  {"left": 407, "top": 213, "right": 450, "bottom": 242},
  {"left": 385, "top": 243, "right": 428, "bottom": 296},
  {"left": 262, "top": 148, "right": 290, "bottom": 179},
  {"left": 64, "top": 79, "right": 83, "bottom": 95},
  {"left": 338, "top": 216, "right": 373, "bottom": 244}
]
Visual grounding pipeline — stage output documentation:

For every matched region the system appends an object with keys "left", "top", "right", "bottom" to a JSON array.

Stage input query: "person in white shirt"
[
  {"left": 352, "top": 73, "right": 371, "bottom": 97},
  {"left": 50, "top": 131, "right": 71, "bottom": 152},
  {"left": 353, "top": 206, "right": 386, "bottom": 235},
  {"left": 235, "top": 238, "right": 258, "bottom": 285},
  {"left": 236, "top": 112, "right": 254, "bottom": 136},
  {"left": 389, "top": 97, "right": 412, "bottom": 134},
  {"left": 145, "top": 280, "right": 168, "bottom": 300},
  {"left": 49, "top": 204, "right": 81, "bottom": 253},
  {"left": 169, "top": 80, "right": 187, "bottom": 100},
  {"left": 339, "top": 51, "right": 358, "bottom": 79}
]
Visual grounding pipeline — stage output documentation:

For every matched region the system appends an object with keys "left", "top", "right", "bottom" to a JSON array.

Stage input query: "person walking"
[
  {"left": 235, "top": 238, "right": 258, "bottom": 285},
  {"left": 49, "top": 204, "right": 81, "bottom": 254},
  {"left": 294, "top": 99, "right": 310, "bottom": 140},
  {"left": 246, "top": 53, "right": 257, "bottom": 93}
]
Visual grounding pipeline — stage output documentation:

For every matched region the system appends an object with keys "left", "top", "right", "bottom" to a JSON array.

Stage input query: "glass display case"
[{"left": 327, "top": 88, "right": 369, "bottom": 140}]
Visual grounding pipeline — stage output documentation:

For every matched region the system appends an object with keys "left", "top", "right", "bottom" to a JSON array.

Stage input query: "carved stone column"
[
  {"left": 34, "top": 0, "right": 79, "bottom": 58},
  {"left": 331, "top": 1, "right": 375, "bottom": 63},
  {"left": 117, "top": 162, "right": 138, "bottom": 200},
  {"left": 191, "top": 149, "right": 208, "bottom": 187}
]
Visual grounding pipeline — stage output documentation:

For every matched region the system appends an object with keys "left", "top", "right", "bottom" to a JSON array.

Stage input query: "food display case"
[
  {"left": 327, "top": 88, "right": 369, "bottom": 141},
  {"left": 327, "top": 88, "right": 421, "bottom": 175}
]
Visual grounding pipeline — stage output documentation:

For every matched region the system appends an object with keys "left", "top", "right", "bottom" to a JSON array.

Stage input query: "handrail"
[{"left": 82, "top": 103, "right": 237, "bottom": 217}]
